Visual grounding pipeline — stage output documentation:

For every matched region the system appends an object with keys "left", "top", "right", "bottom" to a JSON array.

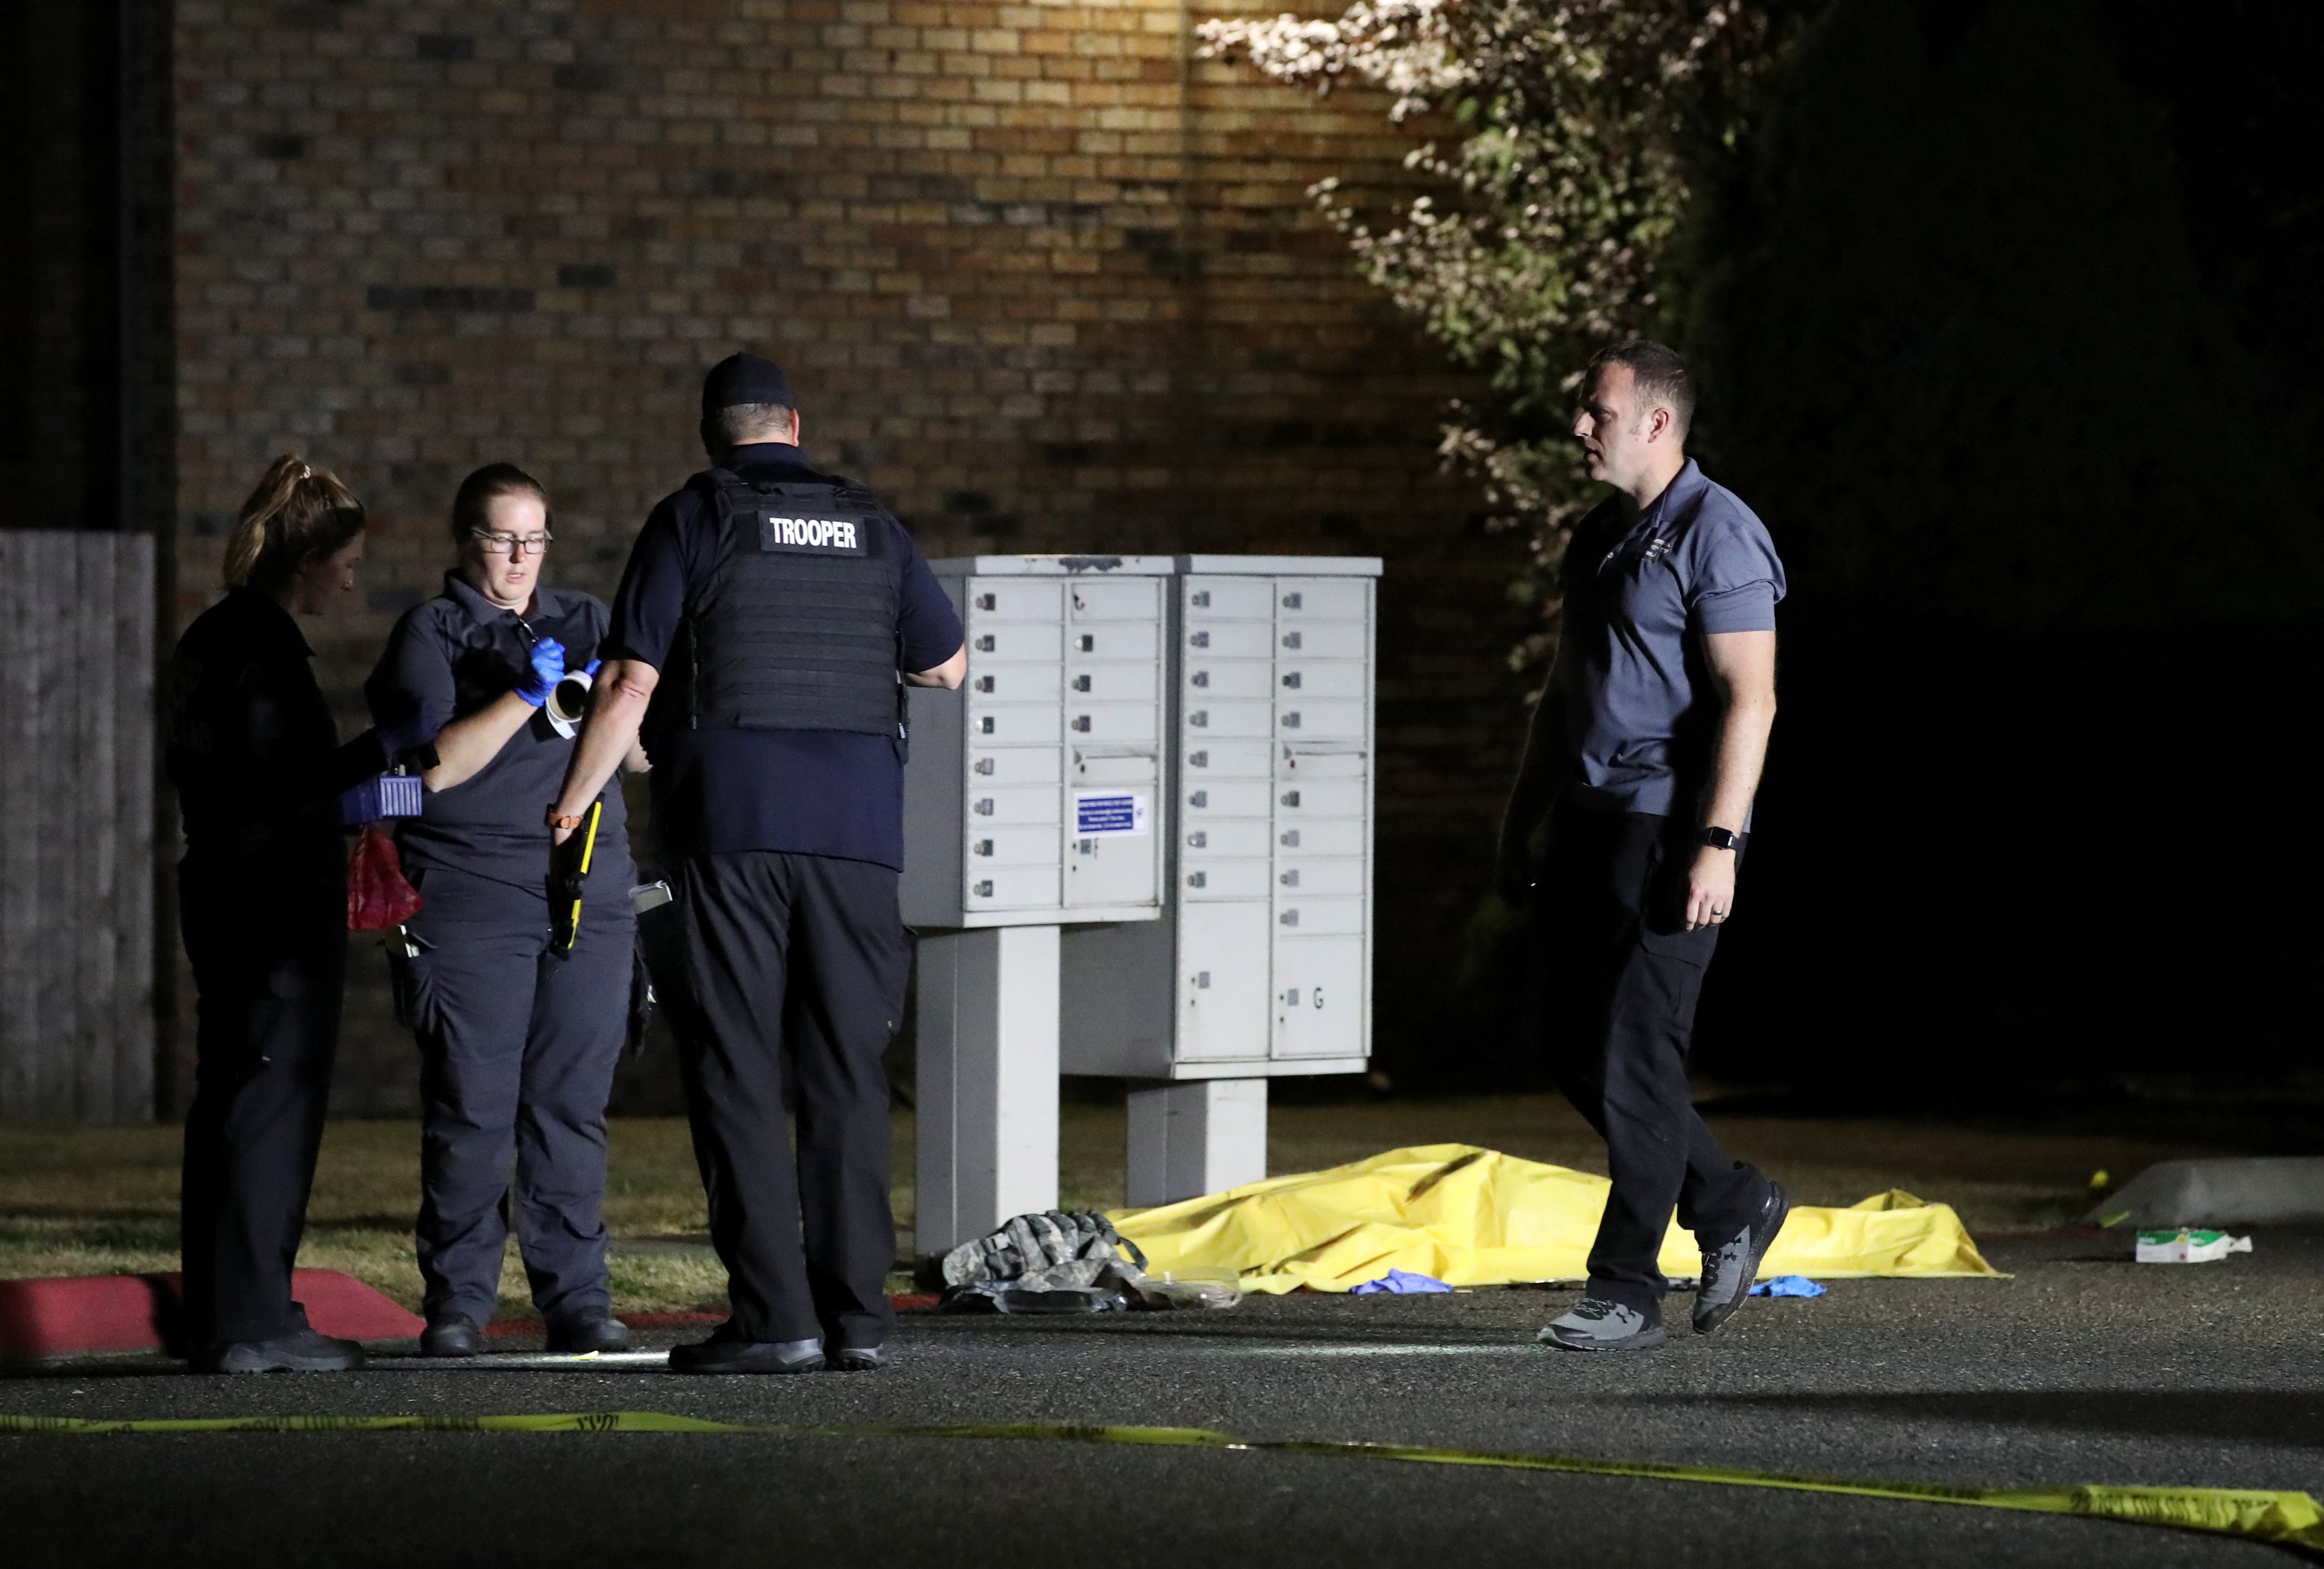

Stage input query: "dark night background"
[{"left": 1444, "top": 0, "right": 2324, "bottom": 1109}]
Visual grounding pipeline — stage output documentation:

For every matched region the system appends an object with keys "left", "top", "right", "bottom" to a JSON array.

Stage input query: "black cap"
[{"left": 701, "top": 352, "right": 793, "bottom": 415}]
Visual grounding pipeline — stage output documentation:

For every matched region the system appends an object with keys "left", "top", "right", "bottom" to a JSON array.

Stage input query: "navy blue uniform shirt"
[
  {"left": 167, "top": 587, "right": 385, "bottom": 856},
  {"left": 365, "top": 571, "right": 634, "bottom": 896},
  {"left": 605, "top": 443, "right": 963, "bottom": 870},
  {"left": 1560, "top": 458, "right": 1786, "bottom": 816}
]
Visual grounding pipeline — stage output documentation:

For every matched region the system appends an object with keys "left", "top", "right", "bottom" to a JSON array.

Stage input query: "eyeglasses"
[{"left": 470, "top": 528, "right": 554, "bottom": 556}]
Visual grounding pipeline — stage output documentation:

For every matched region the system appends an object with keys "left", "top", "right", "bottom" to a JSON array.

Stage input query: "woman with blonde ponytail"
[{"left": 164, "top": 452, "right": 420, "bottom": 1374}]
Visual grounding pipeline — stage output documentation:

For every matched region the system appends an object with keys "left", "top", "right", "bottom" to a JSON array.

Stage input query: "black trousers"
[
  {"left": 673, "top": 850, "right": 908, "bottom": 1349},
  {"left": 401, "top": 867, "right": 633, "bottom": 1326},
  {"left": 1531, "top": 805, "right": 1768, "bottom": 1320},
  {"left": 179, "top": 854, "right": 346, "bottom": 1349}
]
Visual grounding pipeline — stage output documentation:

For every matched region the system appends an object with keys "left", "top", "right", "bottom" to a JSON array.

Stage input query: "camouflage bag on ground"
[{"left": 938, "top": 1211, "right": 1153, "bottom": 1314}]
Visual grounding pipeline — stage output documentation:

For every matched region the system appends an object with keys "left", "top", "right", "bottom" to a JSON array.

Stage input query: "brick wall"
[{"left": 170, "top": 0, "right": 1536, "bottom": 1110}]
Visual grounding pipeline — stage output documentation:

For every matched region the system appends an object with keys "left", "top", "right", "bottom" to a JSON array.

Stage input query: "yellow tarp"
[{"left": 1109, "top": 1143, "right": 2000, "bottom": 1293}]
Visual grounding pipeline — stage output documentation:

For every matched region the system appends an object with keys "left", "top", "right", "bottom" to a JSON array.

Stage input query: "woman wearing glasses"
[{"left": 364, "top": 463, "right": 644, "bottom": 1356}]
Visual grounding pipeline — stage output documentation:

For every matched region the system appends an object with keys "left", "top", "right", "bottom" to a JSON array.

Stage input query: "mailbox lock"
[
  {"left": 974, "top": 799, "right": 994, "bottom": 816},
  {"left": 1281, "top": 672, "right": 1301, "bottom": 689},
  {"left": 1280, "top": 830, "right": 1300, "bottom": 847},
  {"left": 1279, "top": 909, "right": 1299, "bottom": 926},
  {"left": 1189, "top": 631, "right": 1210, "bottom": 648},
  {"left": 1187, "top": 871, "right": 1207, "bottom": 888},
  {"left": 1188, "top": 751, "right": 1208, "bottom": 767},
  {"left": 1188, "top": 791, "right": 1208, "bottom": 808},
  {"left": 1194, "top": 971, "right": 1211, "bottom": 989},
  {"left": 1281, "top": 592, "right": 1303, "bottom": 609},
  {"left": 1079, "top": 634, "right": 1095, "bottom": 652},
  {"left": 1280, "top": 870, "right": 1298, "bottom": 887},
  {"left": 1281, "top": 712, "right": 1301, "bottom": 729},
  {"left": 978, "top": 717, "right": 995, "bottom": 734},
  {"left": 1186, "top": 831, "right": 1207, "bottom": 848},
  {"left": 1191, "top": 671, "right": 1209, "bottom": 688},
  {"left": 1281, "top": 632, "right": 1302, "bottom": 649},
  {"left": 1280, "top": 791, "right": 1300, "bottom": 806},
  {"left": 974, "top": 675, "right": 994, "bottom": 692},
  {"left": 976, "top": 593, "right": 996, "bottom": 610},
  {"left": 1071, "top": 716, "right": 1092, "bottom": 732},
  {"left": 1191, "top": 590, "right": 1211, "bottom": 608},
  {"left": 974, "top": 839, "right": 994, "bottom": 856},
  {"left": 1073, "top": 674, "right": 1091, "bottom": 691},
  {"left": 973, "top": 757, "right": 995, "bottom": 775},
  {"left": 973, "top": 880, "right": 993, "bottom": 897},
  {"left": 1188, "top": 711, "right": 1208, "bottom": 727}
]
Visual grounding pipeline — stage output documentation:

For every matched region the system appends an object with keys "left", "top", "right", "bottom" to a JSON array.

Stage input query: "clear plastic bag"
[{"left": 1140, "top": 1266, "right": 1242, "bottom": 1310}]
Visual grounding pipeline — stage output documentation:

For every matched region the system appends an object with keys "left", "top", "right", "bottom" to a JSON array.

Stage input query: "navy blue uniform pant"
[
  {"left": 1530, "top": 805, "right": 1769, "bottom": 1321},
  {"left": 402, "top": 866, "right": 633, "bottom": 1326},
  {"left": 179, "top": 850, "right": 346, "bottom": 1349},
  {"left": 673, "top": 851, "right": 907, "bottom": 1350}
]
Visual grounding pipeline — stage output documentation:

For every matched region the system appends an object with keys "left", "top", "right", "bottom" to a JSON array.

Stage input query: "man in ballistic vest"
[{"left": 550, "top": 352, "right": 966, "bottom": 1372}]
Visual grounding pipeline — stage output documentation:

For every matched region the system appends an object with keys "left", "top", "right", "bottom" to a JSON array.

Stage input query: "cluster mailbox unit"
[{"left": 904, "top": 554, "right": 1380, "bottom": 1255}]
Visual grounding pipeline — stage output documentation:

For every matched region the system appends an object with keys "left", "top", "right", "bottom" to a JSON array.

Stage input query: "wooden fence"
[{"left": 0, "top": 532, "right": 156, "bottom": 1121}]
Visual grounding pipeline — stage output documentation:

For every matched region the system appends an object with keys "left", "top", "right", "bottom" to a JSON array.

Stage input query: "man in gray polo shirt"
[{"left": 1497, "top": 339, "right": 1789, "bottom": 1352}]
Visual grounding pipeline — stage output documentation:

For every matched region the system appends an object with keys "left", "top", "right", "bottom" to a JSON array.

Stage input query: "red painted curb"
[{"left": 0, "top": 1271, "right": 424, "bottom": 1361}]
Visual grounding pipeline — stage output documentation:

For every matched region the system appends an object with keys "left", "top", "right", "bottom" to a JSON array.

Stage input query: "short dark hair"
[
  {"left": 449, "top": 462, "right": 553, "bottom": 547},
  {"left": 1586, "top": 339, "right": 1694, "bottom": 435},
  {"left": 704, "top": 401, "right": 794, "bottom": 450}
]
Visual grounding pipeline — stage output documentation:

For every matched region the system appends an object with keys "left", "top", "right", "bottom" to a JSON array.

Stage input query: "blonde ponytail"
[{"left": 223, "top": 452, "right": 366, "bottom": 589}]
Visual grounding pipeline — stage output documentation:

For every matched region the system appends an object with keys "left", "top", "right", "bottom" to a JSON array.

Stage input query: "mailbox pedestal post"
[
  {"left": 912, "top": 924, "right": 1061, "bottom": 1258},
  {"left": 1124, "top": 1078, "right": 1268, "bottom": 1209}
]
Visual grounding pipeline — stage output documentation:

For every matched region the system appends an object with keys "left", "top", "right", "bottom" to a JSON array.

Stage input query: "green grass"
[{"left": 0, "top": 1097, "right": 2225, "bottom": 1319}]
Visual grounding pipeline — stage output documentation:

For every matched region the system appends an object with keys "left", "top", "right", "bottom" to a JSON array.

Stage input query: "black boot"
[
  {"left": 546, "top": 1313, "right": 631, "bottom": 1354},
  {"left": 420, "top": 1314, "right": 484, "bottom": 1358}
]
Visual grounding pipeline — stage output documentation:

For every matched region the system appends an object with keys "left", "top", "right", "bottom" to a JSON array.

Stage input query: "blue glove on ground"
[{"left": 515, "top": 637, "right": 565, "bottom": 707}]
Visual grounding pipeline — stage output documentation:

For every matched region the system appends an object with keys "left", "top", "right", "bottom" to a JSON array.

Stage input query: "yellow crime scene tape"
[{"left": 3, "top": 1411, "right": 2318, "bottom": 1556}]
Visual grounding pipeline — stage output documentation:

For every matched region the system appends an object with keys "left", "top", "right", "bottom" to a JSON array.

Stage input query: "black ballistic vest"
[{"left": 683, "top": 468, "right": 904, "bottom": 738}]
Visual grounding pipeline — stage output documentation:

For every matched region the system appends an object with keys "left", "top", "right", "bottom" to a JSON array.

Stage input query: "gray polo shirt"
[{"left": 1559, "top": 458, "right": 1785, "bottom": 817}]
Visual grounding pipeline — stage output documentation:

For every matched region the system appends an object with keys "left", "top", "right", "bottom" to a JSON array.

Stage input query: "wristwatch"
[
  {"left": 546, "top": 807, "right": 584, "bottom": 831},
  {"left": 1698, "top": 825, "right": 1745, "bottom": 852}
]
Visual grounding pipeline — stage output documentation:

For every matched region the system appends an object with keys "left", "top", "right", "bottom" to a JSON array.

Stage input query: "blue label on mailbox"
[{"left": 1073, "top": 790, "right": 1149, "bottom": 836}]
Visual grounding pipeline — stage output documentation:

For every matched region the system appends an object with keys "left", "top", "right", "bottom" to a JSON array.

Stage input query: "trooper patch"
[{"left": 757, "top": 512, "right": 867, "bottom": 555}]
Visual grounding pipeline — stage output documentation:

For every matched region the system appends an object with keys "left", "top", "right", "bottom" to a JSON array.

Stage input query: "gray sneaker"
[
  {"left": 1536, "top": 1297, "right": 1667, "bottom": 1352},
  {"left": 1694, "top": 1180, "right": 1792, "bottom": 1335}
]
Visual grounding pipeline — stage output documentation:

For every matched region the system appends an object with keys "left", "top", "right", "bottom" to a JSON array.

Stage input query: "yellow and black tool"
[{"left": 549, "top": 800, "right": 602, "bottom": 958}]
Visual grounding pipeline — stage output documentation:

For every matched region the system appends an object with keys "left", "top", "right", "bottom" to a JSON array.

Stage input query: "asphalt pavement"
[{"left": 5, "top": 1229, "right": 2321, "bottom": 1567}]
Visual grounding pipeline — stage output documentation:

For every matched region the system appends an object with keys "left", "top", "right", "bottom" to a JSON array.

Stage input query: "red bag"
[{"left": 348, "top": 824, "right": 424, "bottom": 931}]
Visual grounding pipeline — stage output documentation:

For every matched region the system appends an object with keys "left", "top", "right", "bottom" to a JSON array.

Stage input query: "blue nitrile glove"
[
  {"left": 1350, "top": 1269, "right": 1453, "bottom": 1296},
  {"left": 584, "top": 659, "right": 602, "bottom": 677},
  {"left": 515, "top": 637, "right": 566, "bottom": 707},
  {"left": 1749, "top": 1275, "right": 1826, "bottom": 1299}
]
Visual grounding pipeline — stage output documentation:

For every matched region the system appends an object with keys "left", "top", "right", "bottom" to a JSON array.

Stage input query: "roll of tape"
[{"left": 545, "top": 669, "right": 594, "bottom": 740}]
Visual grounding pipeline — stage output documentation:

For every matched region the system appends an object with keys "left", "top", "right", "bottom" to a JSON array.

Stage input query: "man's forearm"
[
  {"left": 551, "top": 658, "right": 657, "bottom": 839},
  {"left": 1700, "top": 694, "right": 1775, "bottom": 833}
]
